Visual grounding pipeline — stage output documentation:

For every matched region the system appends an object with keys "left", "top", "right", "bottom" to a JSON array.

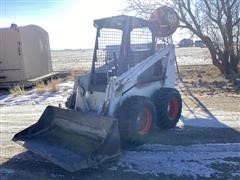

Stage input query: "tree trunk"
[
  {"left": 207, "top": 47, "right": 239, "bottom": 78},
  {"left": 201, "top": 36, "right": 239, "bottom": 77}
]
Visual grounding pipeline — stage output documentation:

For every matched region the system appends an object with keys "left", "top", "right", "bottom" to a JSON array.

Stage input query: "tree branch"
[{"left": 233, "top": 18, "right": 240, "bottom": 27}]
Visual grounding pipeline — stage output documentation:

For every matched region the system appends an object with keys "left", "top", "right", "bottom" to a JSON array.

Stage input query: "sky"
[{"left": 0, "top": 0, "right": 190, "bottom": 50}]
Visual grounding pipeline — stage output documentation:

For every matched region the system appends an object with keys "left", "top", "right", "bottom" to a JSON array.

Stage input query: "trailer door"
[{"left": 0, "top": 29, "right": 22, "bottom": 70}]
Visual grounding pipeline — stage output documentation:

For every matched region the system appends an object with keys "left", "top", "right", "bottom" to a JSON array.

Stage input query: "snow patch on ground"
[
  {"left": 179, "top": 108, "right": 240, "bottom": 129},
  {"left": 110, "top": 143, "right": 240, "bottom": 178},
  {"left": 1, "top": 80, "right": 239, "bottom": 130},
  {"left": 0, "top": 81, "right": 74, "bottom": 106}
]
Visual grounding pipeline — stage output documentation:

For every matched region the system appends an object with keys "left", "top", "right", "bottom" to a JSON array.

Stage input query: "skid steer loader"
[{"left": 13, "top": 6, "right": 182, "bottom": 172}]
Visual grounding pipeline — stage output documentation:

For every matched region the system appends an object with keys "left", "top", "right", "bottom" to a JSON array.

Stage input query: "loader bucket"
[{"left": 12, "top": 106, "right": 121, "bottom": 172}]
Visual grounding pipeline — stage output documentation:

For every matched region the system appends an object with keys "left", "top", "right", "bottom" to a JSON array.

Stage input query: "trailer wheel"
[
  {"left": 152, "top": 88, "right": 182, "bottom": 129},
  {"left": 116, "top": 96, "right": 156, "bottom": 144},
  {"left": 65, "top": 92, "right": 76, "bottom": 109}
]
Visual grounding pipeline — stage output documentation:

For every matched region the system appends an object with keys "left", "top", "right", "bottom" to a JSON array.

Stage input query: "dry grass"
[
  {"left": 9, "top": 85, "right": 25, "bottom": 96},
  {"left": 178, "top": 65, "right": 239, "bottom": 95},
  {"left": 36, "top": 79, "right": 59, "bottom": 94},
  {"left": 69, "top": 70, "right": 76, "bottom": 80},
  {"left": 66, "top": 69, "right": 89, "bottom": 80}
]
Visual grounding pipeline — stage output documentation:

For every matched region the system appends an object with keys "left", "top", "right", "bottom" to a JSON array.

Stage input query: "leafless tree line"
[{"left": 125, "top": 0, "right": 240, "bottom": 78}]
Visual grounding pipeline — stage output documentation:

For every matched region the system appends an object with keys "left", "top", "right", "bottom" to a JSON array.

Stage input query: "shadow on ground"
[{"left": 1, "top": 151, "right": 183, "bottom": 180}]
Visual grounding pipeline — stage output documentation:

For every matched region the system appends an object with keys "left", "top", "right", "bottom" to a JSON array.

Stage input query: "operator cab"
[{"left": 89, "top": 15, "right": 158, "bottom": 92}]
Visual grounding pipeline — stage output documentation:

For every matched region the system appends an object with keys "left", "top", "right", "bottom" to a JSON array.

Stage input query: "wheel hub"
[
  {"left": 137, "top": 107, "right": 152, "bottom": 135},
  {"left": 167, "top": 97, "right": 179, "bottom": 120}
]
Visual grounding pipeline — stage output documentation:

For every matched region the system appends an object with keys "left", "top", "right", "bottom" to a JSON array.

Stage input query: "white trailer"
[{"left": 0, "top": 24, "right": 53, "bottom": 87}]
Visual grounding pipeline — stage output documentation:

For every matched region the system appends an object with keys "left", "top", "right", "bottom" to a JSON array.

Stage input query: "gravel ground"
[{"left": 1, "top": 84, "right": 240, "bottom": 179}]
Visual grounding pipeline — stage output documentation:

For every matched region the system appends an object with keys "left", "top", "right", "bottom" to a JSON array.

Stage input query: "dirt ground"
[
  {"left": 178, "top": 65, "right": 240, "bottom": 112},
  {"left": 1, "top": 48, "right": 240, "bottom": 179}
]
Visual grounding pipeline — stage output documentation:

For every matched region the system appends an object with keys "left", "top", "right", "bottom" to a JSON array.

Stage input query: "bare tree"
[{"left": 124, "top": 0, "right": 240, "bottom": 78}]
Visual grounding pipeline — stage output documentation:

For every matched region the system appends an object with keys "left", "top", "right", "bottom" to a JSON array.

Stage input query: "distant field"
[
  {"left": 51, "top": 47, "right": 212, "bottom": 72},
  {"left": 51, "top": 49, "right": 93, "bottom": 72},
  {"left": 175, "top": 47, "right": 211, "bottom": 65}
]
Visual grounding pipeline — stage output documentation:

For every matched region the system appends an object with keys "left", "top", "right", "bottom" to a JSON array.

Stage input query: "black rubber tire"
[
  {"left": 65, "top": 92, "right": 76, "bottom": 109},
  {"left": 152, "top": 88, "right": 182, "bottom": 129},
  {"left": 115, "top": 96, "right": 156, "bottom": 145}
]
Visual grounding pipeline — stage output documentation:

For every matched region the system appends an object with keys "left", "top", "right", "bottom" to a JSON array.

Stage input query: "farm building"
[
  {"left": 178, "top": 38, "right": 193, "bottom": 47},
  {"left": 195, "top": 40, "right": 206, "bottom": 48},
  {"left": 0, "top": 24, "right": 52, "bottom": 86}
]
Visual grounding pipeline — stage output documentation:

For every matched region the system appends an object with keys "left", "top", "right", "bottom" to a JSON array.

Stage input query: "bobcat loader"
[{"left": 13, "top": 6, "right": 182, "bottom": 172}]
